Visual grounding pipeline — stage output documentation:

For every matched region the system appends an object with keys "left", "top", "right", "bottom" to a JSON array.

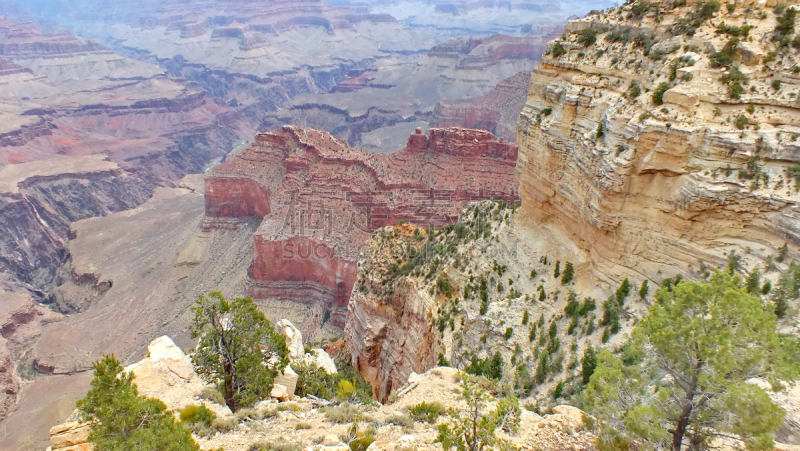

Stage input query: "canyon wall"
[
  {"left": 517, "top": 0, "right": 800, "bottom": 287},
  {"left": 205, "top": 126, "right": 519, "bottom": 330},
  {"left": 345, "top": 0, "right": 800, "bottom": 407},
  {"left": 0, "top": 16, "right": 247, "bottom": 294}
]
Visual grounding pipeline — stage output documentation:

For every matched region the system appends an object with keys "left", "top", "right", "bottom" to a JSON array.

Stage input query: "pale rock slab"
[
  {"left": 49, "top": 422, "right": 91, "bottom": 450},
  {"left": 307, "top": 348, "right": 337, "bottom": 374},
  {"left": 276, "top": 319, "right": 304, "bottom": 360}
]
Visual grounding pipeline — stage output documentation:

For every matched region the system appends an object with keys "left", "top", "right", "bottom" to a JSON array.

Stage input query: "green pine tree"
[
  {"left": 746, "top": 265, "right": 763, "bottom": 294},
  {"left": 586, "top": 271, "right": 800, "bottom": 451},
  {"left": 639, "top": 280, "right": 649, "bottom": 300},
  {"left": 77, "top": 355, "right": 199, "bottom": 451},
  {"left": 190, "top": 292, "right": 289, "bottom": 411},
  {"left": 615, "top": 278, "right": 631, "bottom": 305},
  {"left": 581, "top": 346, "right": 597, "bottom": 385},
  {"left": 561, "top": 262, "right": 574, "bottom": 285}
]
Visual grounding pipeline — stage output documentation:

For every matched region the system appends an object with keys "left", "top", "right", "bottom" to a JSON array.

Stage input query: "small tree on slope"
[
  {"left": 585, "top": 271, "right": 800, "bottom": 451},
  {"left": 77, "top": 355, "right": 198, "bottom": 451},
  {"left": 190, "top": 292, "right": 288, "bottom": 412}
]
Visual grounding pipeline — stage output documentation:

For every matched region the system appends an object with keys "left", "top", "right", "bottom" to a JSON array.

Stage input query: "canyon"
[
  {"left": 204, "top": 126, "right": 519, "bottom": 330},
  {"left": 0, "top": 15, "right": 244, "bottom": 294},
  {"left": 0, "top": 0, "right": 698, "bottom": 449},
  {"left": 344, "top": 0, "right": 800, "bottom": 444},
  {"left": 27, "top": 0, "right": 582, "bottom": 151}
]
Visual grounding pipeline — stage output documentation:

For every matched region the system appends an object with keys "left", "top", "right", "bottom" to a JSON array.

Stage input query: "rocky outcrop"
[
  {"left": 277, "top": 318, "right": 339, "bottom": 375},
  {"left": 205, "top": 126, "right": 518, "bottom": 331},
  {"left": 516, "top": 0, "right": 800, "bottom": 288},
  {"left": 277, "top": 319, "right": 305, "bottom": 360},
  {"left": 50, "top": 357, "right": 597, "bottom": 451},
  {"left": 45, "top": 336, "right": 230, "bottom": 451},
  {"left": 48, "top": 421, "right": 92, "bottom": 451}
]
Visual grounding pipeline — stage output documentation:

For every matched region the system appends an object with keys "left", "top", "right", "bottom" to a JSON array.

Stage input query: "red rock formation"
[{"left": 205, "top": 126, "right": 518, "bottom": 328}]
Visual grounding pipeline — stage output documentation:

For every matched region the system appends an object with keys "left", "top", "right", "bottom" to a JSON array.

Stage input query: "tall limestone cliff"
[
  {"left": 346, "top": 0, "right": 800, "bottom": 411},
  {"left": 517, "top": 0, "right": 800, "bottom": 287}
]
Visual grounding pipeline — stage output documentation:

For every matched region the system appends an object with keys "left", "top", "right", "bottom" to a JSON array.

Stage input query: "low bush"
[
  {"left": 410, "top": 402, "right": 445, "bottom": 424},
  {"left": 577, "top": 28, "right": 597, "bottom": 47},
  {"left": 386, "top": 413, "right": 414, "bottom": 428},
  {"left": 652, "top": 82, "right": 671, "bottom": 105},
  {"left": 211, "top": 416, "right": 237, "bottom": 432},
  {"left": 342, "top": 424, "right": 377, "bottom": 451},
  {"left": 322, "top": 403, "right": 368, "bottom": 424},
  {"left": 551, "top": 42, "right": 566, "bottom": 57},
  {"left": 248, "top": 440, "right": 303, "bottom": 451},
  {"left": 180, "top": 404, "right": 216, "bottom": 427},
  {"left": 294, "top": 360, "right": 373, "bottom": 404},
  {"left": 735, "top": 115, "right": 749, "bottom": 130},
  {"left": 199, "top": 387, "right": 225, "bottom": 405}
]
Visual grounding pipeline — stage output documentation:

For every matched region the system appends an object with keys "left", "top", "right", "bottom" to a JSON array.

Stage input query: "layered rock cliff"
[
  {"left": 205, "top": 126, "right": 519, "bottom": 331},
  {"left": 517, "top": 0, "right": 800, "bottom": 287},
  {"left": 345, "top": 0, "right": 800, "bottom": 409},
  {"left": 345, "top": 200, "right": 605, "bottom": 403},
  {"left": 0, "top": 16, "right": 246, "bottom": 294}
]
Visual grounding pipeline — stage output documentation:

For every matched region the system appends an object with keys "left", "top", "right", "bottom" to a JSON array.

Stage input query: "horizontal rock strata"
[{"left": 205, "top": 126, "right": 519, "bottom": 328}]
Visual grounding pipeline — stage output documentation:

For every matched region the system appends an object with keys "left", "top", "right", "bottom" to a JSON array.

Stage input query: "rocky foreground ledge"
[{"left": 46, "top": 334, "right": 595, "bottom": 451}]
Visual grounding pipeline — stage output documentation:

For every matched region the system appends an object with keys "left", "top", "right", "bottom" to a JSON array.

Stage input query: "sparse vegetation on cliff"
[{"left": 434, "top": 374, "right": 520, "bottom": 451}]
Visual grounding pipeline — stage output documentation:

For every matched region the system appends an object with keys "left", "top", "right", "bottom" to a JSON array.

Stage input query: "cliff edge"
[{"left": 517, "top": 0, "right": 800, "bottom": 288}]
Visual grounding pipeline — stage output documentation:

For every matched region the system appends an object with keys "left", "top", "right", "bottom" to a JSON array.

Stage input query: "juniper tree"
[
  {"left": 639, "top": 280, "right": 649, "bottom": 300},
  {"left": 586, "top": 271, "right": 800, "bottom": 451},
  {"left": 581, "top": 346, "right": 597, "bottom": 385},
  {"left": 561, "top": 262, "right": 575, "bottom": 285},
  {"left": 190, "top": 292, "right": 288, "bottom": 411},
  {"left": 746, "top": 265, "right": 762, "bottom": 295},
  {"left": 434, "top": 375, "right": 519, "bottom": 451},
  {"left": 615, "top": 278, "right": 631, "bottom": 305}
]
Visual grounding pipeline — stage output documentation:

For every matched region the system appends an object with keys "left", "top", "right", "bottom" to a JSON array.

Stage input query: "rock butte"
[{"left": 204, "top": 126, "right": 519, "bottom": 329}]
